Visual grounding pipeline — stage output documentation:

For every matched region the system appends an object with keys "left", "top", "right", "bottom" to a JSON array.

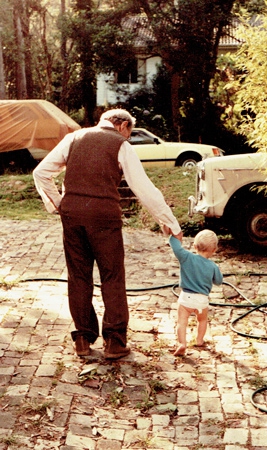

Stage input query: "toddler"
[{"left": 169, "top": 229, "right": 223, "bottom": 356}]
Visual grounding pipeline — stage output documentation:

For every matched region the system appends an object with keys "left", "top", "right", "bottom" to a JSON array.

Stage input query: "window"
[
  {"left": 130, "top": 130, "right": 156, "bottom": 145},
  {"left": 117, "top": 58, "right": 138, "bottom": 84}
]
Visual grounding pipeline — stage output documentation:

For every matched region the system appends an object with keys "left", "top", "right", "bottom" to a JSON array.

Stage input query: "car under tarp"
[{"left": 0, "top": 99, "right": 81, "bottom": 161}]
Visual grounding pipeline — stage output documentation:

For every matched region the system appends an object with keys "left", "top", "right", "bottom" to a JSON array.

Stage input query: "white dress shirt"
[{"left": 33, "top": 119, "right": 181, "bottom": 235}]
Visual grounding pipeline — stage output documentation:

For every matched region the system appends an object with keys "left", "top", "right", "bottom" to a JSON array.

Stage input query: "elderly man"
[{"left": 33, "top": 108, "right": 182, "bottom": 360}]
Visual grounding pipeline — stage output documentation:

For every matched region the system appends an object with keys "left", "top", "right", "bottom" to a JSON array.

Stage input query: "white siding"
[
  {"left": 146, "top": 56, "right": 161, "bottom": 84},
  {"left": 96, "top": 55, "right": 162, "bottom": 106}
]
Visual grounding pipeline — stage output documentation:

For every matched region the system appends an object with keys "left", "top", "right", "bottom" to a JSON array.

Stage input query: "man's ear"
[{"left": 121, "top": 121, "right": 129, "bottom": 131}]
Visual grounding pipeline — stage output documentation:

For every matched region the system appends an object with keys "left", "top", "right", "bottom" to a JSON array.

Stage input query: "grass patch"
[
  {"left": 0, "top": 174, "right": 46, "bottom": 220},
  {"left": 108, "top": 387, "right": 128, "bottom": 407},
  {"left": 248, "top": 374, "right": 266, "bottom": 389},
  {"left": 125, "top": 167, "right": 204, "bottom": 234},
  {"left": 0, "top": 173, "right": 62, "bottom": 220},
  {"left": 0, "top": 168, "right": 203, "bottom": 234}
]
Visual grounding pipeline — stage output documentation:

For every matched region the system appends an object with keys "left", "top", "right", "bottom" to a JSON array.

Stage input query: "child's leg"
[
  {"left": 195, "top": 307, "right": 208, "bottom": 346},
  {"left": 174, "top": 304, "right": 191, "bottom": 356}
]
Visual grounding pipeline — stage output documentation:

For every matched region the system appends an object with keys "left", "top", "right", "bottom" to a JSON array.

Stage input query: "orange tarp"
[{"left": 0, "top": 99, "right": 81, "bottom": 155}]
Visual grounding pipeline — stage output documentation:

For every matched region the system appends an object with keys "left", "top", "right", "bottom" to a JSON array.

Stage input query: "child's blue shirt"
[{"left": 169, "top": 235, "right": 223, "bottom": 295}]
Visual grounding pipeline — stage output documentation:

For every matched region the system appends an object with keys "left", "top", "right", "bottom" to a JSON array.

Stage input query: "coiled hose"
[{"left": 19, "top": 271, "right": 267, "bottom": 412}]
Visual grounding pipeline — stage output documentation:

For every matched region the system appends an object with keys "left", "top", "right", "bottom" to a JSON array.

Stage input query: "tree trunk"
[
  {"left": 13, "top": 4, "right": 27, "bottom": 98},
  {"left": 82, "top": 69, "right": 96, "bottom": 126},
  {"left": 59, "top": 0, "right": 68, "bottom": 111},
  {"left": 0, "top": 28, "right": 6, "bottom": 99},
  {"left": 170, "top": 72, "right": 181, "bottom": 140},
  {"left": 23, "top": 0, "right": 34, "bottom": 98},
  {"left": 41, "top": 9, "right": 53, "bottom": 99}
]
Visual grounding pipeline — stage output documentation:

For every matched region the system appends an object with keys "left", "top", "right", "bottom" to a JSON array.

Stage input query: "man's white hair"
[{"left": 101, "top": 109, "right": 136, "bottom": 127}]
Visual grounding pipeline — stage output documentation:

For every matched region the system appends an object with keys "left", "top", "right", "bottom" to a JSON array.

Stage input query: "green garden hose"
[{"left": 19, "top": 272, "right": 267, "bottom": 412}]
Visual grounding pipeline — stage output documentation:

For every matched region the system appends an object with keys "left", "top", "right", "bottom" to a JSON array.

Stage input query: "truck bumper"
[
  {"left": 188, "top": 195, "right": 196, "bottom": 218},
  {"left": 188, "top": 195, "right": 210, "bottom": 217}
]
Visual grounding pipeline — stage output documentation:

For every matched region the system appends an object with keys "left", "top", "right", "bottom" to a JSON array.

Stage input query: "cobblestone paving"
[{"left": 0, "top": 218, "right": 267, "bottom": 449}]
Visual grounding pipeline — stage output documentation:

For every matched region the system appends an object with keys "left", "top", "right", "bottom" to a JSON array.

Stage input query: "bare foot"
[
  {"left": 174, "top": 345, "right": 186, "bottom": 356},
  {"left": 194, "top": 341, "right": 209, "bottom": 348}
]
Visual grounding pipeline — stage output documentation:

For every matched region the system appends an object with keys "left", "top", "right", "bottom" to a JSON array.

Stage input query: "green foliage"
[
  {"left": 60, "top": 1, "right": 137, "bottom": 123},
  {"left": 92, "top": 24, "right": 136, "bottom": 75},
  {"left": 121, "top": 64, "right": 175, "bottom": 140},
  {"left": 234, "top": 0, "right": 266, "bottom": 14},
  {"left": 225, "top": 4, "right": 267, "bottom": 150},
  {"left": 0, "top": 0, "right": 237, "bottom": 138},
  {"left": 108, "top": 387, "right": 128, "bottom": 407},
  {"left": 114, "top": 1, "right": 254, "bottom": 146},
  {"left": 210, "top": 53, "right": 239, "bottom": 130},
  {"left": 207, "top": 53, "right": 253, "bottom": 154},
  {"left": 1, "top": 0, "right": 18, "bottom": 98},
  {"left": 3, "top": 0, "right": 264, "bottom": 153}
]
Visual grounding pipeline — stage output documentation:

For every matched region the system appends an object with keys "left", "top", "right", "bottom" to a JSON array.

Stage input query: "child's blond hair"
[{"left": 194, "top": 229, "right": 218, "bottom": 253}]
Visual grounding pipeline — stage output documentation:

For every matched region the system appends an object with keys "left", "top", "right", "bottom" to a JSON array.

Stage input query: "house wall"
[
  {"left": 96, "top": 55, "right": 161, "bottom": 106},
  {"left": 96, "top": 44, "right": 238, "bottom": 106},
  {"left": 217, "top": 46, "right": 238, "bottom": 57}
]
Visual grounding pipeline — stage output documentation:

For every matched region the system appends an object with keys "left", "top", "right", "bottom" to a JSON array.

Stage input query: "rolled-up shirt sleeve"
[
  {"left": 33, "top": 132, "right": 74, "bottom": 213},
  {"left": 118, "top": 141, "right": 181, "bottom": 235}
]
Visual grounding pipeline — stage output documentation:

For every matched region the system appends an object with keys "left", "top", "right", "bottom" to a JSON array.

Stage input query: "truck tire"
[{"left": 233, "top": 199, "right": 267, "bottom": 250}]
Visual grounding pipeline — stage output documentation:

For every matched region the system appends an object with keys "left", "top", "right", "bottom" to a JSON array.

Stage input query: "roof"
[
  {"left": 122, "top": 15, "right": 241, "bottom": 51},
  {"left": 218, "top": 19, "right": 241, "bottom": 49}
]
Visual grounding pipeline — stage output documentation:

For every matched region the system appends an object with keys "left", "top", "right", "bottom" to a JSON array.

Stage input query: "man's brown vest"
[{"left": 60, "top": 126, "right": 126, "bottom": 225}]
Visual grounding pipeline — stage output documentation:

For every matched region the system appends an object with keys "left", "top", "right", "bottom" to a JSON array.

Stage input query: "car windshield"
[{"left": 130, "top": 130, "right": 160, "bottom": 145}]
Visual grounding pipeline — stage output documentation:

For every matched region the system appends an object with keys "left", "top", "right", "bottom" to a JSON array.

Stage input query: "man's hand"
[
  {"left": 162, "top": 225, "right": 172, "bottom": 236},
  {"left": 162, "top": 225, "right": 183, "bottom": 242},
  {"left": 172, "top": 231, "right": 183, "bottom": 242}
]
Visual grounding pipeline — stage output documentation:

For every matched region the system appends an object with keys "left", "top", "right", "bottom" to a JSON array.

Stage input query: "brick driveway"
[{"left": 0, "top": 218, "right": 267, "bottom": 449}]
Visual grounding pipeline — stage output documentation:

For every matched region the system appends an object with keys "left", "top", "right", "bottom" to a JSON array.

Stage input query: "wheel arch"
[{"left": 175, "top": 151, "right": 202, "bottom": 167}]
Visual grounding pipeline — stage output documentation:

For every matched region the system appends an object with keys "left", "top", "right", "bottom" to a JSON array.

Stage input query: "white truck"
[{"left": 188, "top": 152, "right": 267, "bottom": 251}]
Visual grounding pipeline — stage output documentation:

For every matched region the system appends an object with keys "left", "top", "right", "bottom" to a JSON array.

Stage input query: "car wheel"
[
  {"left": 233, "top": 199, "right": 267, "bottom": 250},
  {"left": 177, "top": 152, "right": 201, "bottom": 168},
  {"left": 182, "top": 159, "right": 197, "bottom": 168}
]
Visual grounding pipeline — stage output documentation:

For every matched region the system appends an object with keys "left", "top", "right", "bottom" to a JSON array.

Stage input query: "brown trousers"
[{"left": 61, "top": 214, "right": 129, "bottom": 346}]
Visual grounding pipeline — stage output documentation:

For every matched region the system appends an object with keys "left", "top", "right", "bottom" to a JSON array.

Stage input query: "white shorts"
[{"left": 178, "top": 290, "right": 209, "bottom": 314}]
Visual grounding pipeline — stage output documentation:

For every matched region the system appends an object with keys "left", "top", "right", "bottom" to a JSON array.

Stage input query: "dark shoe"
[
  {"left": 75, "top": 336, "right": 91, "bottom": 357},
  {"left": 104, "top": 338, "right": 130, "bottom": 360}
]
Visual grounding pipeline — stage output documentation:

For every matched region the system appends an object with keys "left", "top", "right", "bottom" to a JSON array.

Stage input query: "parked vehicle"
[
  {"left": 0, "top": 99, "right": 80, "bottom": 172},
  {"left": 0, "top": 105, "right": 223, "bottom": 172},
  {"left": 130, "top": 128, "right": 223, "bottom": 168},
  {"left": 188, "top": 152, "right": 267, "bottom": 250}
]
